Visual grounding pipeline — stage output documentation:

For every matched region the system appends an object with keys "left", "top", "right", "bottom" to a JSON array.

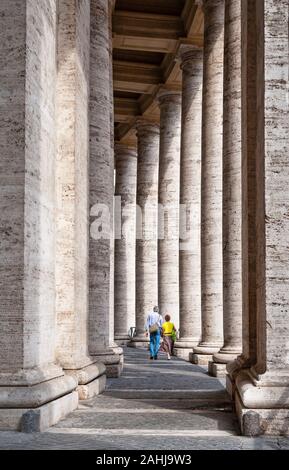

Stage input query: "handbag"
[
  {"left": 149, "top": 322, "right": 159, "bottom": 334},
  {"left": 171, "top": 329, "right": 177, "bottom": 342}
]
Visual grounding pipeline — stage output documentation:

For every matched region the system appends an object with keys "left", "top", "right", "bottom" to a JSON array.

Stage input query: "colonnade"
[{"left": 0, "top": 0, "right": 289, "bottom": 436}]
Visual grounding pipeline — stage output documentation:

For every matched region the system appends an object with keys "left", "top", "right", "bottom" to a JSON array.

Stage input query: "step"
[
  {"left": 104, "top": 388, "right": 231, "bottom": 401},
  {"left": 54, "top": 409, "right": 239, "bottom": 434},
  {"left": 79, "top": 395, "right": 232, "bottom": 411}
]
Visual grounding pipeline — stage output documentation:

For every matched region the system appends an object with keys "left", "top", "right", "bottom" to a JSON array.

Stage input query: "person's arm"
[{"left": 145, "top": 314, "right": 150, "bottom": 336}]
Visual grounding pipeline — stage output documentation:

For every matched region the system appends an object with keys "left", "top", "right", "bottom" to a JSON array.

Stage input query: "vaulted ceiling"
[{"left": 112, "top": 0, "right": 204, "bottom": 144}]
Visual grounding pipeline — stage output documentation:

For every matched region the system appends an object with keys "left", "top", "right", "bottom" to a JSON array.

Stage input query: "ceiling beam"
[
  {"left": 113, "top": 11, "right": 185, "bottom": 39},
  {"left": 114, "top": 97, "right": 140, "bottom": 122},
  {"left": 113, "top": 35, "right": 178, "bottom": 54},
  {"left": 113, "top": 60, "right": 163, "bottom": 94}
]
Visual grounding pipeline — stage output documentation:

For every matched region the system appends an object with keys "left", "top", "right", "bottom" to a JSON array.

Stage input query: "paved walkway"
[{"left": 0, "top": 348, "right": 289, "bottom": 450}]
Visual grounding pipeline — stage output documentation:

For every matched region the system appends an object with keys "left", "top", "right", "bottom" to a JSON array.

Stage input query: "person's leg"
[
  {"left": 149, "top": 335, "right": 154, "bottom": 359},
  {"left": 154, "top": 331, "right": 161, "bottom": 358}
]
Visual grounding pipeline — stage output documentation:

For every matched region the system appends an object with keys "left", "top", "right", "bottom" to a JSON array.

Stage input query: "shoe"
[
  {"left": 154, "top": 356, "right": 158, "bottom": 360},
  {"left": 150, "top": 356, "right": 153, "bottom": 360},
  {"left": 167, "top": 355, "right": 171, "bottom": 360}
]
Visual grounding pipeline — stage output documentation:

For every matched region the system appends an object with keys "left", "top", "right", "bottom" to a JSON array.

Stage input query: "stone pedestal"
[
  {"left": 209, "top": 0, "right": 242, "bottom": 377},
  {"left": 130, "top": 121, "right": 159, "bottom": 348},
  {"left": 234, "top": 0, "right": 289, "bottom": 436},
  {"left": 191, "top": 0, "right": 225, "bottom": 365},
  {"left": 114, "top": 145, "right": 137, "bottom": 345},
  {"left": 0, "top": 0, "right": 77, "bottom": 431},
  {"left": 174, "top": 46, "right": 203, "bottom": 361},
  {"left": 89, "top": 0, "right": 122, "bottom": 376},
  {"left": 158, "top": 90, "right": 181, "bottom": 328}
]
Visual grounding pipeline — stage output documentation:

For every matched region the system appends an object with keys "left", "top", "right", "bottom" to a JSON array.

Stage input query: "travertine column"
[
  {"left": 130, "top": 120, "right": 159, "bottom": 347},
  {"left": 192, "top": 0, "right": 225, "bottom": 365},
  {"left": 174, "top": 47, "right": 203, "bottom": 360},
  {"left": 158, "top": 90, "right": 182, "bottom": 328},
  {"left": 0, "top": 0, "right": 77, "bottom": 431},
  {"left": 55, "top": 0, "right": 106, "bottom": 399},
  {"left": 226, "top": 0, "right": 258, "bottom": 396},
  {"left": 235, "top": 0, "right": 289, "bottom": 436},
  {"left": 114, "top": 145, "right": 137, "bottom": 344},
  {"left": 89, "top": 0, "right": 122, "bottom": 377},
  {"left": 208, "top": 0, "right": 242, "bottom": 377}
]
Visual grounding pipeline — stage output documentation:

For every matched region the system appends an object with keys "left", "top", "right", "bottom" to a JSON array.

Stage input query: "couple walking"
[{"left": 145, "top": 306, "right": 176, "bottom": 360}]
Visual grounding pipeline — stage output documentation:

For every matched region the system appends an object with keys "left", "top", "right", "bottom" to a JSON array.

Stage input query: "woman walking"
[{"left": 160, "top": 314, "right": 176, "bottom": 360}]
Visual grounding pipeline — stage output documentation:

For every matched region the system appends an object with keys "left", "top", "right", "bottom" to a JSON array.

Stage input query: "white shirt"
[{"left": 145, "top": 312, "right": 163, "bottom": 331}]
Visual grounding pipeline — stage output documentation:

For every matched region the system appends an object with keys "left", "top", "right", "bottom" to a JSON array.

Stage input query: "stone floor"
[{"left": 1, "top": 347, "right": 289, "bottom": 450}]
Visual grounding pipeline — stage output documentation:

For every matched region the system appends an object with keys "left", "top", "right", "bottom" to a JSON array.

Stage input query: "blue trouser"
[{"left": 149, "top": 330, "right": 161, "bottom": 358}]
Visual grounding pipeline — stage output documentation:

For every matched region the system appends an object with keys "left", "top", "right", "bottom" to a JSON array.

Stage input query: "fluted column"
[
  {"left": 130, "top": 120, "right": 159, "bottom": 347},
  {"left": 114, "top": 145, "right": 137, "bottom": 344},
  {"left": 89, "top": 0, "right": 122, "bottom": 377},
  {"left": 208, "top": 0, "right": 242, "bottom": 377},
  {"left": 174, "top": 46, "right": 203, "bottom": 360},
  {"left": 234, "top": 0, "right": 289, "bottom": 437},
  {"left": 55, "top": 0, "right": 106, "bottom": 398},
  {"left": 192, "top": 0, "right": 225, "bottom": 365},
  {"left": 158, "top": 90, "right": 182, "bottom": 328},
  {"left": 0, "top": 0, "right": 77, "bottom": 431}
]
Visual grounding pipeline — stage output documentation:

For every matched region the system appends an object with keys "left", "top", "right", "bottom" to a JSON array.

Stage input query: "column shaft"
[
  {"left": 114, "top": 145, "right": 137, "bottom": 344},
  {"left": 158, "top": 91, "right": 182, "bottom": 328},
  {"left": 209, "top": 0, "right": 243, "bottom": 377},
  {"left": 226, "top": 0, "right": 258, "bottom": 394},
  {"left": 55, "top": 0, "right": 106, "bottom": 399},
  {"left": 235, "top": 0, "right": 289, "bottom": 436},
  {"left": 130, "top": 121, "right": 159, "bottom": 347},
  {"left": 0, "top": 0, "right": 77, "bottom": 431},
  {"left": 174, "top": 47, "right": 203, "bottom": 360},
  {"left": 89, "top": 0, "right": 122, "bottom": 377},
  {"left": 192, "top": 0, "right": 225, "bottom": 365}
]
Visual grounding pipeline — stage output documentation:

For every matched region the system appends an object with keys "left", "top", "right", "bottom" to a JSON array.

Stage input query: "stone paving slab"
[
  {"left": 0, "top": 431, "right": 289, "bottom": 450},
  {"left": 78, "top": 396, "right": 232, "bottom": 411},
  {"left": 106, "top": 349, "right": 226, "bottom": 391},
  {"left": 1, "top": 347, "right": 288, "bottom": 450},
  {"left": 54, "top": 409, "right": 239, "bottom": 432}
]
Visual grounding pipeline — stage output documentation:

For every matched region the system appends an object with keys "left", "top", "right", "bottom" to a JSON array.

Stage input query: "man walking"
[{"left": 145, "top": 306, "right": 163, "bottom": 360}]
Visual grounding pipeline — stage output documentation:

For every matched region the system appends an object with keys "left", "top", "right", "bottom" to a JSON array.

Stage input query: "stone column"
[
  {"left": 158, "top": 90, "right": 182, "bottom": 328},
  {"left": 234, "top": 0, "right": 289, "bottom": 437},
  {"left": 208, "top": 0, "right": 242, "bottom": 377},
  {"left": 55, "top": 0, "right": 106, "bottom": 399},
  {"left": 192, "top": 0, "right": 225, "bottom": 365},
  {"left": 89, "top": 0, "right": 122, "bottom": 377},
  {"left": 174, "top": 46, "right": 203, "bottom": 360},
  {"left": 114, "top": 145, "right": 137, "bottom": 344},
  {"left": 226, "top": 0, "right": 258, "bottom": 397},
  {"left": 130, "top": 120, "right": 159, "bottom": 347},
  {"left": 0, "top": 0, "right": 78, "bottom": 431}
]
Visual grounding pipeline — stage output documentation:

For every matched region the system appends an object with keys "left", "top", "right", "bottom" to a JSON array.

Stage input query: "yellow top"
[{"left": 162, "top": 321, "right": 174, "bottom": 335}]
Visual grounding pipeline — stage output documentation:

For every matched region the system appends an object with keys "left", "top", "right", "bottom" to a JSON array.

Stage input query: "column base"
[
  {"left": 208, "top": 361, "right": 228, "bottom": 377},
  {"left": 114, "top": 334, "right": 131, "bottom": 346},
  {"left": 91, "top": 346, "right": 124, "bottom": 378},
  {"left": 0, "top": 391, "right": 78, "bottom": 432},
  {"left": 208, "top": 350, "right": 241, "bottom": 377},
  {"left": 0, "top": 368, "right": 78, "bottom": 432},
  {"left": 235, "top": 369, "right": 289, "bottom": 436},
  {"left": 190, "top": 344, "right": 221, "bottom": 365},
  {"left": 226, "top": 355, "right": 250, "bottom": 399},
  {"left": 174, "top": 339, "right": 199, "bottom": 361},
  {"left": 190, "top": 353, "right": 213, "bottom": 365},
  {"left": 65, "top": 362, "right": 106, "bottom": 400},
  {"left": 128, "top": 335, "right": 149, "bottom": 349}
]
